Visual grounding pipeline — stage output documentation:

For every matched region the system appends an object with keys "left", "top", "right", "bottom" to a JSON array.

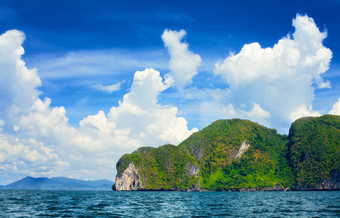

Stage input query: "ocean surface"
[{"left": 0, "top": 190, "right": 339, "bottom": 217}]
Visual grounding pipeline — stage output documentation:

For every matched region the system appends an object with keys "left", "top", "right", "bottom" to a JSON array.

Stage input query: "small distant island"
[
  {"left": 0, "top": 176, "right": 113, "bottom": 191},
  {"left": 114, "top": 115, "right": 339, "bottom": 191}
]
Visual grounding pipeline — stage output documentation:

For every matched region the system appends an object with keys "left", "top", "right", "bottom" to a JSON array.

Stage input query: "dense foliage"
[
  {"left": 288, "top": 115, "right": 340, "bottom": 189},
  {"left": 179, "top": 119, "right": 294, "bottom": 190},
  {"left": 116, "top": 144, "right": 199, "bottom": 190},
  {"left": 116, "top": 115, "right": 339, "bottom": 190}
]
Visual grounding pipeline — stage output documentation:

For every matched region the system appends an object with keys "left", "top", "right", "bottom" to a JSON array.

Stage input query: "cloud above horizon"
[
  {"left": 162, "top": 29, "right": 202, "bottom": 89},
  {"left": 329, "top": 98, "right": 340, "bottom": 115},
  {"left": 0, "top": 30, "right": 197, "bottom": 184},
  {"left": 93, "top": 82, "right": 122, "bottom": 94},
  {"left": 0, "top": 13, "right": 338, "bottom": 185},
  {"left": 213, "top": 14, "right": 333, "bottom": 130}
]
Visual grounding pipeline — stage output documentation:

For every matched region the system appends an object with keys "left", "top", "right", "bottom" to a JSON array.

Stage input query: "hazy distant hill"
[{"left": 0, "top": 176, "right": 113, "bottom": 191}]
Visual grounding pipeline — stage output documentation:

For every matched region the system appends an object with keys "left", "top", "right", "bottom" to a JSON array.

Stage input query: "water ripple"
[{"left": 0, "top": 190, "right": 339, "bottom": 217}]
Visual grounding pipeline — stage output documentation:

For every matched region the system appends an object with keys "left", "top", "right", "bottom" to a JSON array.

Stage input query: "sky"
[{"left": 0, "top": 0, "right": 339, "bottom": 184}]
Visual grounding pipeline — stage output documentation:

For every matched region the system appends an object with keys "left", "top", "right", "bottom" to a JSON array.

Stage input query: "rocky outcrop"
[
  {"left": 315, "top": 170, "right": 340, "bottom": 190},
  {"left": 234, "top": 140, "right": 250, "bottom": 159},
  {"left": 295, "top": 170, "right": 340, "bottom": 191},
  {"left": 235, "top": 185, "right": 290, "bottom": 192},
  {"left": 115, "top": 163, "right": 144, "bottom": 191},
  {"left": 194, "top": 147, "right": 204, "bottom": 160},
  {"left": 186, "top": 162, "right": 199, "bottom": 177}
]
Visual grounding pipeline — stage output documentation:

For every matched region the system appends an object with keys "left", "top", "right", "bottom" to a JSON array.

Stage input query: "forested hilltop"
[
  {"left": 114, "top": 115, "right": 339, "bottom": 191},
  {"left": 288, "top": 115, "right": 340, "bottom": 190}
]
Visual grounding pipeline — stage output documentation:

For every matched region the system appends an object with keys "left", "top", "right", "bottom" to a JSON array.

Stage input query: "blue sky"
[
  {"left": 0, "top": 0, "right": 339, "bottom": 184},
  {"left": 2, "top": 0, "right": 339, "bottom": 129}
]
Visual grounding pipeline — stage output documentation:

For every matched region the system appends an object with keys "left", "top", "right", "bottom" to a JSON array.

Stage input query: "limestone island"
[{"left": 113, "top": 115, "right": 339, "bottom": 191}]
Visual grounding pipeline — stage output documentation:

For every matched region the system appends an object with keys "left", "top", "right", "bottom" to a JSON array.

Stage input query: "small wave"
[{"left": 0, "top": 190, "right": 339, "bottom": 217}]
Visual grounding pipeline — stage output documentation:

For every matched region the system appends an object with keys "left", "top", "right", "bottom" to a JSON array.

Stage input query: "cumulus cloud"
[
  {"left": 93, "top": 82, "right": 122, "bottom": 94},
  {"left": 0, "top": 30, "right": 197, "bottom": 184},
  {"left": 243, "top": 103, "right": 271, "bottom": 120},
  {"left": 107, "top": 68, "right": 198, "bottom": 146},
  {"left": 162, "top": 29, "right": 202, "bottom": 89},
  {"left": 214, "top": 14, "right": 332, "bottom": 130},
  {"left": 219, "top": 103, "right": 271, "bottom": 121},
  {"left": 0, "top": 30, "right": 41, "bottom": 131},
  {"left": 0, "top": 13, "right": 336, "bottom": 184},
  {"left": 215, "top": 102, "right": 270, "bottom": 125},
  {"left": 289, "top": 104, "right": 321, "bottom": 122},
  {"left": 0, "top": 122, "right": 65, "bottom": 185},
  {"left": 329, "top": 98, "right": 340, "bottom": 115}
]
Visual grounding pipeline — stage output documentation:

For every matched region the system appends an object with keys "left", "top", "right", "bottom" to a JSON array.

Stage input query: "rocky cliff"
[
  {"left": 114, "top": 115, "right": 339, "bottom": 191},
  {"left": 115, "top": 163, "right": 144, "bottom": 191},
  {"left": 115, "top": 144, "right": 200, "bottom": 191},
  {"left": 234, "top": 140, "right": 250, "bottom": 159}
]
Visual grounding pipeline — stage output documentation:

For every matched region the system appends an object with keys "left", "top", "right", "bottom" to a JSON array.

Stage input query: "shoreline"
[{"left": 113, "top": 187, "right": 340, "bottom": 192}]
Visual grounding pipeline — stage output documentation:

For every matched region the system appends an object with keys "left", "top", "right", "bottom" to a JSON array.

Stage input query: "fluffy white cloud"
[
  {"left": 329, "top": 98, "right": 340, "bottom": 115},
  {"left": 0, "top": 13, "right": 336, "bottom": 184},
  {"left": 0, "top": 30, "right": 197, "bottom": 184},
  {"left": 0, "top": 30, "right": 41, "bottom": 131},
  {"left": 214, "top": 14, "right": 332, "bottom": 130},
  {"left": 215, "top": 15, "right": 331, "bottom": 88},
  {"left": 162, "top": 29, "right": 202, "bottom": 89},
  {"left": 93, "top": 82, "right": 122, "bottom": 94},
  {"left": 203, "top": 101, "right": 271, "bottom": 126},
  {"left": 107, "top": 68, "right": 198, "bottom": 147},
  {"left": 0, "top": 125, "right": 66, "bottom": 185},
  {"left": 289, "top": 104, "right": 321, "bottom": 122},
  {"left": 243, "top": 103, "right": 271, "bottom": 120},
  {"left": 219, "top": 103, "right": 271, "bottom": 121}
]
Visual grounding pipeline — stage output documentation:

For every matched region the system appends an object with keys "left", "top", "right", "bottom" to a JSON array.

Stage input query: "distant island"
[
  {"left": 0, "top": 176, "right": 113, "bottom": 191},
  {"left": 114, "top": 115, "right": 339, "bottom": 191}
]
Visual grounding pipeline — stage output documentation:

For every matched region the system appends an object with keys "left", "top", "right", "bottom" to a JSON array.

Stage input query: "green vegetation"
[
  {"left": 179, "top": 119, "right": 294, "bottom": 190},
  {"left": 116, "top": 144, "right": 199, "bottom": 190},
  {"left": 288, "top": 115, "right": 340, "bottom": 189},
  {"left": 116, "top": 115, "right": 339, "bottom": 190}
]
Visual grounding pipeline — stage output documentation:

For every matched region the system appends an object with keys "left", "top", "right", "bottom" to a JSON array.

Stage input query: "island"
[{"left": 114, "top": 115, "right": 339, "bottom": 191}]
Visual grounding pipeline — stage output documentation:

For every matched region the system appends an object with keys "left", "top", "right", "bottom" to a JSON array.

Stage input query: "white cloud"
[
  {"left": 215, "top": 15, "right": 331, "bottom": 88},
  {"left": 162, "top": 29, "right": 202, "bottom": 89},
  {"left": 0, "top": 130, "right": 64, "bottom": 185},
  {"left": 0, "top": 14, "right": 336, "bottom": 184},
  {"left": 289, "top": 104, "right": 320, "bottom": 122},
  {"left": 329, "top": 98, "right": 340, "bottom": 115},
  {"left": 213, "top": 14, "right": 332, "bottom": 129},
  {"left": 215, "top": 102, "right": 270, "bottom": 125},
  {"left": 243, "top": 103, "right": 271, "bottom": 120},
  {"left": 0, "top": 30, "right": 197, "bottom": 184},
  {"left": 93, "top": 82, "right": 122, "bottom": 94},
  {"left": 107, "top": 68, "right": 198, "bottom": 147},
  {"left": 220, "top": 102, "right": 271, "bottom": 121},
  {"left": 0, "top": 30, "right": 62, "bottom": 184},
  {"left": 221, "top": 104, "right": 238, "bottom": 117},
  {"left": 0, "top": 30, "right": 41, "bottom": 131}
]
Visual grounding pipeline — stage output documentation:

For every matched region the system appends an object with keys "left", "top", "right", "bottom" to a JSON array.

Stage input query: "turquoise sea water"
[{"left": 0, "top": 190, "right": 339, "bottom": 217}]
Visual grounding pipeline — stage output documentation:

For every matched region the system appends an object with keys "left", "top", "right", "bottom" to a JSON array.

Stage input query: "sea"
[{"left": 0, "top": 190, "right": 339, "bottom": 217}]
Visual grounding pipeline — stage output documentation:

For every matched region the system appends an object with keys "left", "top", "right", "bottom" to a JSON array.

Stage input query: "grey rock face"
[
  {"left": 235, "top": 140, "right": 250, "bottom": 159},
  {"left": 115, "top": 163, "right": 144, "bottom": 191},
  {"left": 192, "top": 146, "right": 204, "bottom": 160},
  {"left": 186, "top": 162, "right": 199, "bottom": 177},
  {"left": 297, "top": 170, "right": 340, "bottom": 191}
]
